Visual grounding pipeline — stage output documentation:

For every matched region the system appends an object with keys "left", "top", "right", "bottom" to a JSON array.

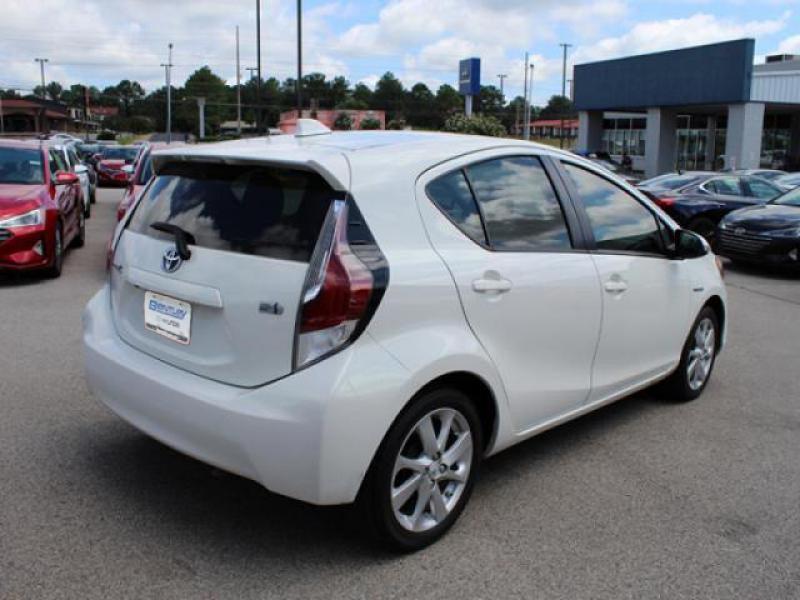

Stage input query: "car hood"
[
  {"left": 723, "top": 204, "right": 800, "bottom": 231},
  {"left": 0, "top": 184, "right": 44, "bottom": 217}
]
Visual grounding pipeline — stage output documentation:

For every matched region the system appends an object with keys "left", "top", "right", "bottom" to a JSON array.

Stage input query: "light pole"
[
  {"left": 34, "top": 58, "right": 49, "bottom": 98},
  {"left": 256, "top": 0, "right": 262, "bottom": 133},
  {"left": 522, "top": 52, "right": 529, "bottom": 140},
  {"left": 236, "top": 25, "right": 242, "bottom": 135},
  {"left": 161, "top": 43, "right": 173, "bottom": 143},
  {"left": 497, "top": 73, "right": 507, "bottom": 99},
  {"left": 559, "top": 43, "right": 572, "bottom": 149},
  {"left": 526, "top": 63, "right": 534, "bottom": 140},
  {"left": 296, "top": 0, "right": 303, "bottom": 113}
]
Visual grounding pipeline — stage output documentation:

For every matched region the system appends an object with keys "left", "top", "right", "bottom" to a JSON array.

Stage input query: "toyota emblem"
[{"left": 162, "top": 247, "right": 183, "bottom": 273}]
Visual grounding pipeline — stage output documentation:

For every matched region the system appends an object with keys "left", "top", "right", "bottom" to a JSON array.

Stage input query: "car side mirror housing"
[
  {"left": 54, "top": 171, "right": 79, "bottom": 186},
  {"left": 673, "top": 229, "right": 709, "bottom": 259},
  {"left": 74, "top": 164, "right": 88, "bottom": 174},
  {"left": 122, "top": 164, "right": 134, "bottom": 175}
]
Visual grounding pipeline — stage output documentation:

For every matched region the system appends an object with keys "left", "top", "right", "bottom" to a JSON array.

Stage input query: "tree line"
[{"left": 1, "top": 66, "right": 576, "bottom": 136}]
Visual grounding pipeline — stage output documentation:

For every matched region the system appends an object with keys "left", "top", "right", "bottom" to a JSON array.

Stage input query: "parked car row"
[
  {"left": 636, "top": 169, "right": 800, "bottom": 270},
  {"left": 0, "top": 139, "right": 86, "bottom": 278}
]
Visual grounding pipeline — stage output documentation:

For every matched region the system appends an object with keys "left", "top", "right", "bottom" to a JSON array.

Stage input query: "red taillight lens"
[
  {"left": 655, "top": 196, "right": 675, "bottom": 208},
  {"left": 295, "top": 199, "right": 383, "bottom": 369}
]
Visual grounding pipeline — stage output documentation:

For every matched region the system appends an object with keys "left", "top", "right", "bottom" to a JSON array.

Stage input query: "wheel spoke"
[
  {"left": 436, "top": 410, "right": 455, "bottom": 453},
  {"left": 416, "top": 416, "right": 439, "bottom": 457},
  {"left": 430, "top": 486, "right": 449, "bottom": 522},
  {"left": 396, "top": 455, "right": 428, "bottom": 473},
  {"left": 443, "top": 431, "right": 472, "bottom": 465},
  {"left": 392, "top": 474, "right": 422, "bottom": 511},
  {"left": 442, "top": 466, "right": 467, "bottom": 483},
  {"left": 412, "top": 484, "right": 433, "bottom": 530}
]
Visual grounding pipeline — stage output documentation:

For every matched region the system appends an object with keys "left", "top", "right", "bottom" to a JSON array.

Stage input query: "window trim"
[
  {"left": 556, "top": 158, "right": 675, "bottom": 259},
  {"left": 424, "top": 152, "right": 587, "bottom": 254}
]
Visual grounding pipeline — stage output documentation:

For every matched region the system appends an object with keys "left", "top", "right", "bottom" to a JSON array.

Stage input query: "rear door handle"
[
  {"left": 472, "top": 277, "right": 513, "bottom": 294},
  {"left": 603, "top": 278, "right": 628, "bottom": 294}
]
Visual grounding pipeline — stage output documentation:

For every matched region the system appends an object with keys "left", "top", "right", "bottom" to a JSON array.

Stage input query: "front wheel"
[
  {"left": 44, "top": 224, "right": 64, "bottom": 278},
  {"left": 662, "top": 306, "right": 719, "bottom": 401},
  {"left": 360, "top": 388, "right": 482, "bottom": 551}
]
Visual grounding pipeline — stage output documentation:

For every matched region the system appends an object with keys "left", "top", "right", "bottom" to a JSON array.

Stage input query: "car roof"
[
  {"left": 151, "top": 130, "right": 574, "bottom": 191},
  {"left": 0, "top": 138, "right": 45, "bottom": 150}
]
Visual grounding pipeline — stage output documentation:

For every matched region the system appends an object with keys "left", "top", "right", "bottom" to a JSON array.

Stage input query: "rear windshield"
[
  {"left": 102, "top": 147, "right": 139, "bottom": 162},
  {"left": 128, "top": 162, "right": 336, "bottom": 262},
  {"left": 0, "top": 147, "right": 44, "bottom": 184}
]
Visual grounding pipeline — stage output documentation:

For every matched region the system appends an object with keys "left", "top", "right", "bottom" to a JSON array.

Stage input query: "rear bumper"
[
  {"left": 97, "top": 171, "right": 129, "bottom": 186},
  {"left": 82, "top": 286, "right": 408, "bottom": 505}
]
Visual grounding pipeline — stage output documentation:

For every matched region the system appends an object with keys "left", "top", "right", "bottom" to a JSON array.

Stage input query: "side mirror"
[
  {"left": 673, "top": 229, "right": 709, "bottom": 259},
  {"left": 122, "top": 164, "right": 134, "bottom": 175},
  {"left": 54, "top": 171, "right": 79, "bottom": 186},
  {"left": 92, "top": 153, "right": 103, "bottom": 162},
  {"left": 74, "top": 164, "right": 88, "bottom": 174}
]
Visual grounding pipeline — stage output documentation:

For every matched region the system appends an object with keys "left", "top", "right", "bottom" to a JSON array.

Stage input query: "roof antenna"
[{"left": 295, "top": 119, "right": 332, "bottom": 138}]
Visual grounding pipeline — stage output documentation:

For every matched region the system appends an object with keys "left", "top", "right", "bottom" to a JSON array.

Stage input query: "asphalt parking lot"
[{"left": 2, "top": 188, "right": 799, "bottom": 599}]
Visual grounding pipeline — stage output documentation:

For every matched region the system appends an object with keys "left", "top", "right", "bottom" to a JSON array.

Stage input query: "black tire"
[
  {"left": 90, "top": 187, "right": 96, "bottom": 204},
  {"left": 359, "top": 387, "right": 483, "bottom": 552},
  {"left": 687, "top": 217, "right": 717, "bottom": 244},
  {"left": 44, "top": 224, "right": 64, "bottom": 279},
  {"left": 661, "top": 306, "right": 719, "bottom": 402},
  {"left": 71, "top": 210, "right": 85, "bottom": 249},
  {"left": 84, "top": 197, "right": 91, "bottom": 219}
]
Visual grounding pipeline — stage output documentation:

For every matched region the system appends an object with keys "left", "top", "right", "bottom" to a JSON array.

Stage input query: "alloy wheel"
[
  {"left": 390, "top": 408, "right": 473, "bottom": 533},
  {"left": 687, "top": 317, "right": 715, "bottom": 391}
]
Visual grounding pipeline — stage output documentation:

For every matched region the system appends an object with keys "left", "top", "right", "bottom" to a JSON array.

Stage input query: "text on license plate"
[{"left": 144, "top": 291, "right": 191, "bottom": 345}]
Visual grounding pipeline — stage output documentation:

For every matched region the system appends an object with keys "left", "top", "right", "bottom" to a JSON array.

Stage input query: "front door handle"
[{"left": 472, "top": 276, "right": 513, "bottom": 294}]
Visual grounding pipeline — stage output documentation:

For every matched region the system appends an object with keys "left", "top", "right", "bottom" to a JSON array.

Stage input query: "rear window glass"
[
  {"left": 128, "top": 162, "right": 336, "bottom": 262},
  {"left": 102, "top": 146, "right": 139, "bottom": 162},
  {"left": 136, "top": 153, "right": 154, "bottom": 185}
]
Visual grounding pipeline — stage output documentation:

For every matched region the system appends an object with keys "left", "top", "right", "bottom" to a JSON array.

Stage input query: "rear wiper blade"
[{"left": 150, "top": 221, "right": 195, "bottom": 260}]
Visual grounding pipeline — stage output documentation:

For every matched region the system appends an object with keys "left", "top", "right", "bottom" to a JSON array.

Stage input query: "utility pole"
[
  {"left": 296, "top": 0, "right": 303, "bottom": 113},
  {"left": 522, "top": 52, "right": 529, "bottom": 140},
  {"left": 559, "top": 43, "right": 572, "bottom": 149},
  {"left": 0, "top": 96, "right": 4, "bottom": 135},
  {"left": 246, "top": 67, "right": 258, "bottom": 80},
  {"left": 256, "top": 0, "right": 262, "bottom": 133},
  {"left": 497, "top": 73, "right": 507, "bottom": 99},
  {"left": 526, "top": 63, "right": 534, "bottom": 140},
  {"left": 567, "top": 78, "right": 573, "bottom": 101},
  {"left": 34, "top": 58, "right": 48, "bottom": 98},
  {"left": 161, "top": 43, "right": 173, "bottom": 144},
  {"left": 236, "top": 25, "right": 242, "bottom": 135}
]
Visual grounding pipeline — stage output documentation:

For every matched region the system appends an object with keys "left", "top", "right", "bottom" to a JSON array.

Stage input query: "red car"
[
  {"left": 116, "top": 142, "right": 182, "bottom": 221},
  {"left": 0, "top": 140, "right": 85, "bottom": 277},
  {"left": 95, "top": 145, "right": 140, "bottom": 187}
]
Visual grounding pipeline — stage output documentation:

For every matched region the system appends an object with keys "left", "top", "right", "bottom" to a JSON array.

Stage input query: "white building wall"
[{"left": 751, "top": 70, "right": 800, "bottom": 104}]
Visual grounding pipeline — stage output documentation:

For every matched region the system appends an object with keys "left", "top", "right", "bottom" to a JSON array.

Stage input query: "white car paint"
[{"left": 84, "top": 129, "right": 727, "bottom": 506}]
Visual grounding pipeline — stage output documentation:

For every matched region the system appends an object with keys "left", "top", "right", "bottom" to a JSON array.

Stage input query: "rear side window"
[
  {"left": 706, "top": 177, "right": 742, "bottom": 196},
  {"left": 426, "top": 155, "right": 572, "bottom": 251},
  {"left": 466, "top": 157, "right": 572, "bottom": 251},
  {"left": 425, "top": 170, "right": 486, "bottom": 245},
  {"left": 128, "top": 162, "right": 337, "bottom": 263},
  {"left": 746, "top": 178, "right": 780, "bottom": 200}
]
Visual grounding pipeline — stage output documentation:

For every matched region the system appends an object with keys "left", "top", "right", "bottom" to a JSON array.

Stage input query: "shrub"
[
  {"left": 387, "top": 118, "right": 406, "bottom": 130},
  {"left": 360, "top": 117, "right": 381, "bottom": 130},
  {"left": 333, "top": 112, "right": 353, "bottom": 131},
  {"left": 97, "top": 130, "right": 116, "bottom": 141},
  {"left": 442, "top": 113, "right": 506, "bottom": 137}
]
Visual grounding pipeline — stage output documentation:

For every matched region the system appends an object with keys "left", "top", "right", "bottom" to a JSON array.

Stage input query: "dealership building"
[{"left": 574, "top": 39, "right": 800, "bottom": 178}]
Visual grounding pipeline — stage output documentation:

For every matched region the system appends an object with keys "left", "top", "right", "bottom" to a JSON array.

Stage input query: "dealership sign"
[{"left": 459, "top": 58, "right": 481, "bottom": 96}]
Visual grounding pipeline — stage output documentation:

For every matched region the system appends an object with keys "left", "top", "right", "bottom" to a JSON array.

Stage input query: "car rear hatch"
[{"left": 109, "top": 159, "right": 348, "bottom": 387}]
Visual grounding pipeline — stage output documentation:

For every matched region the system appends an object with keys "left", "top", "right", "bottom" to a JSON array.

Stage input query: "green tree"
[
  {"left": 45, "top": 81, "right": 63, "bottom": 102},
  {"left": 180, "top": 67, "right": 230, "bottom": 135},
  {"left": 538, "top": 94, "right": 575, "bottom": 120},
  {"left": 405, "top": 82, "right": 435, "bottom": 128},
  {"left": 479, "top": 85, "right": 505, "bottom": 115},
  {"left": 372, "top": 72, "right": 405, "bottom": 120},
  {"left": 352, "top": 83, "right": 374, "bottom": 107},
  {"left": 435, "top": 84, "right": 462, "bottom": 126}
]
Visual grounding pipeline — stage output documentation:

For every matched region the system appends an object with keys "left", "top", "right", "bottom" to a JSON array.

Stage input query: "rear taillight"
[
  {"left": 654, "top": 196, "right": 675, "bottom": 208},
  {"left": 294, "top": 199, "right": 386, "bottom": 369}
]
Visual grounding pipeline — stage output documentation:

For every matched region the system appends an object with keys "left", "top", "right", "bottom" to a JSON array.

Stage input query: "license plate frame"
[{"left": 143, "top": 291, "right": 192, "bottom": 345}]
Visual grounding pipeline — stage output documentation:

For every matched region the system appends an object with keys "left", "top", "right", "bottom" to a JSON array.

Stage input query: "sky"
[{"left": 1, "top": 0, "right": 800, "bottom": 105}]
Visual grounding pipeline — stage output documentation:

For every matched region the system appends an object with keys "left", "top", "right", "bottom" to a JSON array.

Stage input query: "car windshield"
[
  {"left": 640, "top": 173, "right": 705, "bottom": 190},
  {"left": 772, "top": 187, "right": 800, "bottom": 207},
  {"left": 0, "top": 147, "right": 45, "bottom": 184},
  {"left": 102, "top": 147, "right": 138, "bottom": 161}
]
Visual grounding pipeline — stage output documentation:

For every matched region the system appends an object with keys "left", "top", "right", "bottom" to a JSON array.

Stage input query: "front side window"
[{"left": 562, "top": 162, "right": 664, "bottom": 255}]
